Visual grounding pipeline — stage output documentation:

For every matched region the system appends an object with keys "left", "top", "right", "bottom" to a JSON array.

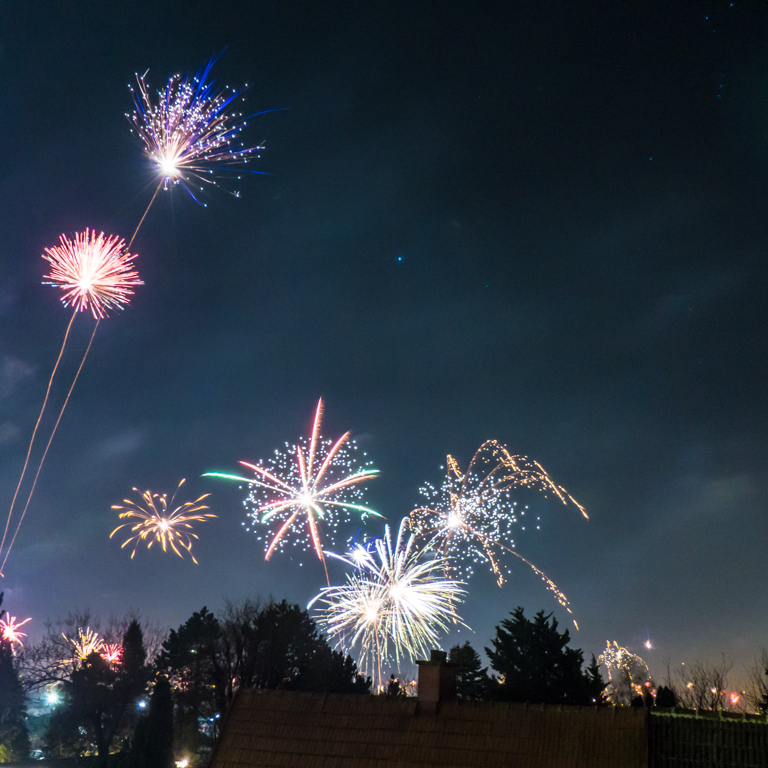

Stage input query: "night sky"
[{"left": 1, "top": 2, "right": 767, "bottom": 684}]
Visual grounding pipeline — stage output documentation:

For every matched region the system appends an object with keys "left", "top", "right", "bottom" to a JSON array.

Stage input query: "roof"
[{"left": 208, "top": 689, "right": 648, "bottom": 768}]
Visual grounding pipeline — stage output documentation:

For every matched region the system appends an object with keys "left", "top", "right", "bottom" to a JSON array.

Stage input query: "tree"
[
  {"left": 584, "top": 655, "right": 607, "bottom": 706},
  {"left": 384, "top": 674, "right": 407, "bottom": 699},
  {"left": 162, "top": 600, "right": 369, "bottom": 766},
  {"left": 0, "top": 593, "right": 31, "bottom": 762},
  {"left": 18, "top": 609, "right": 157, "bottom": 693},
  {"left": 126, "top": 675, "right": 174, "bottom": 768},
  {"left": 655, "top": 685, "right": 677, "bottom": 708},
  {"left": 448, "top": 642, "right": 491, "bottom": 700},
  {"left": 218, "top": 598, "right": 368, "bottom": 698},
  {"left": 485, "top": 607, "right": 604, "bottom": 706},
  {"left": 745, "top": 649, "right": 768, "bottom": 715},
  {"left": 664, "top": 655, "right": 732, "bottom": 711},
  {"left": 158, "top": 607, "right": 225, "bottom": 760},
  {"left": 43, "top": 619, "right": 149, "bottom": 767}
]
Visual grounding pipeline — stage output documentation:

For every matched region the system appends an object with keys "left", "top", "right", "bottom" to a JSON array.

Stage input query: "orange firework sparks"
[
  {"left": 102, "top": 643, "right": 123, "bottom": 665},
  {"left": 110, "top": 479, "right": 215, "bottom": 564},
  {"left": 409, "top": 440, "right": 586, "bottom": 614},
  {"left": 66, "top": 627, "right": 104, "bottom": 663}
]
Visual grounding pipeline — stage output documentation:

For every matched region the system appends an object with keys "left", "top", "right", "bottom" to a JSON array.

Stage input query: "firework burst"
[
  {"left": 41, "top": 229, "right": 143, "bottom": 319},
  {"left": 66, "top": 627, "right": 104, "bottom": 663},
  {"left": 205, "top": 399, "right": 379, "bottom": 579},
  {"left": 110, "top": 479, "right": 215, "bottom": 564},
  {"left": 599, "top": 641, "right": 651, "bottom": 703},
  {"left": 102, "top": 643, "right": 123, "bottom": 665},
  {"left": 0, "top": 615, "right": 31, "bottom": 649},
  {"left": 310, "top": 519, "right": 466, "bottom": 690},
  {"left": 0, "top": 230, "right": 142, "bottom": 577},
  {"left": 409, "top": 440, "right": 585, "bottom": 611},
  {"left": 128, "top": 56, "right": 266, "bottom": 203}
]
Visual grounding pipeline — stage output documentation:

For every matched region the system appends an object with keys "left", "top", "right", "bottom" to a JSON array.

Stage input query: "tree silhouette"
[
  {"left": 448, "top": 641, "right": 491, "bottom": 700},
  {"left": 43, "top": 620, "right": 149, "bottom": 766},
  {"left": 219, "top": 598, "right": 368, "bottom": 697},
  {"left": 0, "top": 592, "right": 31, "bottom": 761},
  {"left": 655, "top": 685, "right": 677, "bottom": 708},
  {"left": 158, "top": 607, "right": 225, "bottom": 759},
  {"left": 126, "top": 674, "right": 174, "bottom": 768},
  {"left": 161, "top": 600, "right": 368, "bottom": 761},
  {"left": 486, "top": 607, "right": 604, "bottom": 706}
]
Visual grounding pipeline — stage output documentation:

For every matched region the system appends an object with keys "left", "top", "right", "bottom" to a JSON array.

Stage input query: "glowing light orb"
[{"left": 44, "top": 690, "right": 61, "bottom": 707}]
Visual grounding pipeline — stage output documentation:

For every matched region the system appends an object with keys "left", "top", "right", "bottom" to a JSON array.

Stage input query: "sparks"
[
  {"left": 127, "top": 56, "right": 266, "bottom": 201},
  {"left": 0, "top": 615, "right": 31, "bottom": 649},
  {"left": 110, "top": 479, "right": 215, "bottom": 564},
  {"left": 102, "top": 643, "right": 123, "bottom": 665},
  {"left": 205, "top": 399, "right": 380, "bottom": 577},
  {"left": 0, "top": 228, "right": 143, "bottom": 578},
  {"left": 65, "top": 627, "right": 105, "bottom": 663},
  {"left": 409, "top": 440, "right": 584, "bottom": 613},
  {"left": 42, "top": 229, "right": 143, "bottom": 319},
  {"left": 310, "top": 519, "right": 466, "bottom": 690},
  {"left": 598, "top": 640, "right": 651, "bottom": 703}
]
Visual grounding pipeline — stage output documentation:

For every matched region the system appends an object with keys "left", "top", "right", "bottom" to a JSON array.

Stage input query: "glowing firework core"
[{"left": 128, "top": 57, "right": 265, "bottom": 200}]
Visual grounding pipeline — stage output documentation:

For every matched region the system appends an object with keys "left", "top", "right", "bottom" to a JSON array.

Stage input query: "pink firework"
[
  {"left": 42, "top": 229, "right": 143, "bottom": 319},
  {"left": 102, "top": 643, "right": 123, "bottom": 665},
  {"left": 0, "top": 615, "right": 31, "bottom": 648},
  {"left": 205, "top": 399, "right": 379, "bottom": 583}
]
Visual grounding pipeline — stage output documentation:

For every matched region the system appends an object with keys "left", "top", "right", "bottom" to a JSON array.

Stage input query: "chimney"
[{"left": 416, "top": 649, "right": 456, "bottom": 712}]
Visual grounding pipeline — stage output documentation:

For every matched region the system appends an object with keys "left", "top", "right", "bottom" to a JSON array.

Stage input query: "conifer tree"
[
  {"left": 486, "top": 607, "right": 604, "bottom": 706},
  {"left": 0, "top": 593, "right": 31, "bottom": 761},
  {"left": 448, "top": 641, "right": 492, "bottom": 700}
]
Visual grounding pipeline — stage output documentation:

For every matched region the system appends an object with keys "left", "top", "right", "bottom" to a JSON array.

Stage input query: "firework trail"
[
  {"left": 310, "top": 518, "right": 466, "bottom": 690},
  {"left": 2, "top": 60, "right": 263, "bottom": 577},
  {"left": 0, "top": 231, "right": 142, "bottom": 577},
  {"left": 110, "top": 479, "right": 215, "bottom": 564},
  {"left": 0, "top": 615, "right": 31, "bottom": 651},
  {"left": 409, "top": 439, "right": 586, "bottom": 614},
  {"left": 205, "top": 399, "right": 379, "bottom": 584},
  {"left": 127, "top": 54, "right": 268, "bottom": 234}
]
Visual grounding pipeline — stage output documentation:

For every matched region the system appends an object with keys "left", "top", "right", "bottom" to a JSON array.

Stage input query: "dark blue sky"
[{"left": 1, "top": 1, "right": 767, "bottom": 683}]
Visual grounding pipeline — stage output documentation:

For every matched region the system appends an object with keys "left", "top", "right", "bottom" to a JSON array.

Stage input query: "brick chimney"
[{"left": 416, "top": 650, "right": 456, "bottom": 712}]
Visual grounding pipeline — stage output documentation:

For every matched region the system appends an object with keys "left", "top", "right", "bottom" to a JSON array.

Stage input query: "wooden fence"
[{"left": 650, "top": 710, "right": 768, "bottom": 767}]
